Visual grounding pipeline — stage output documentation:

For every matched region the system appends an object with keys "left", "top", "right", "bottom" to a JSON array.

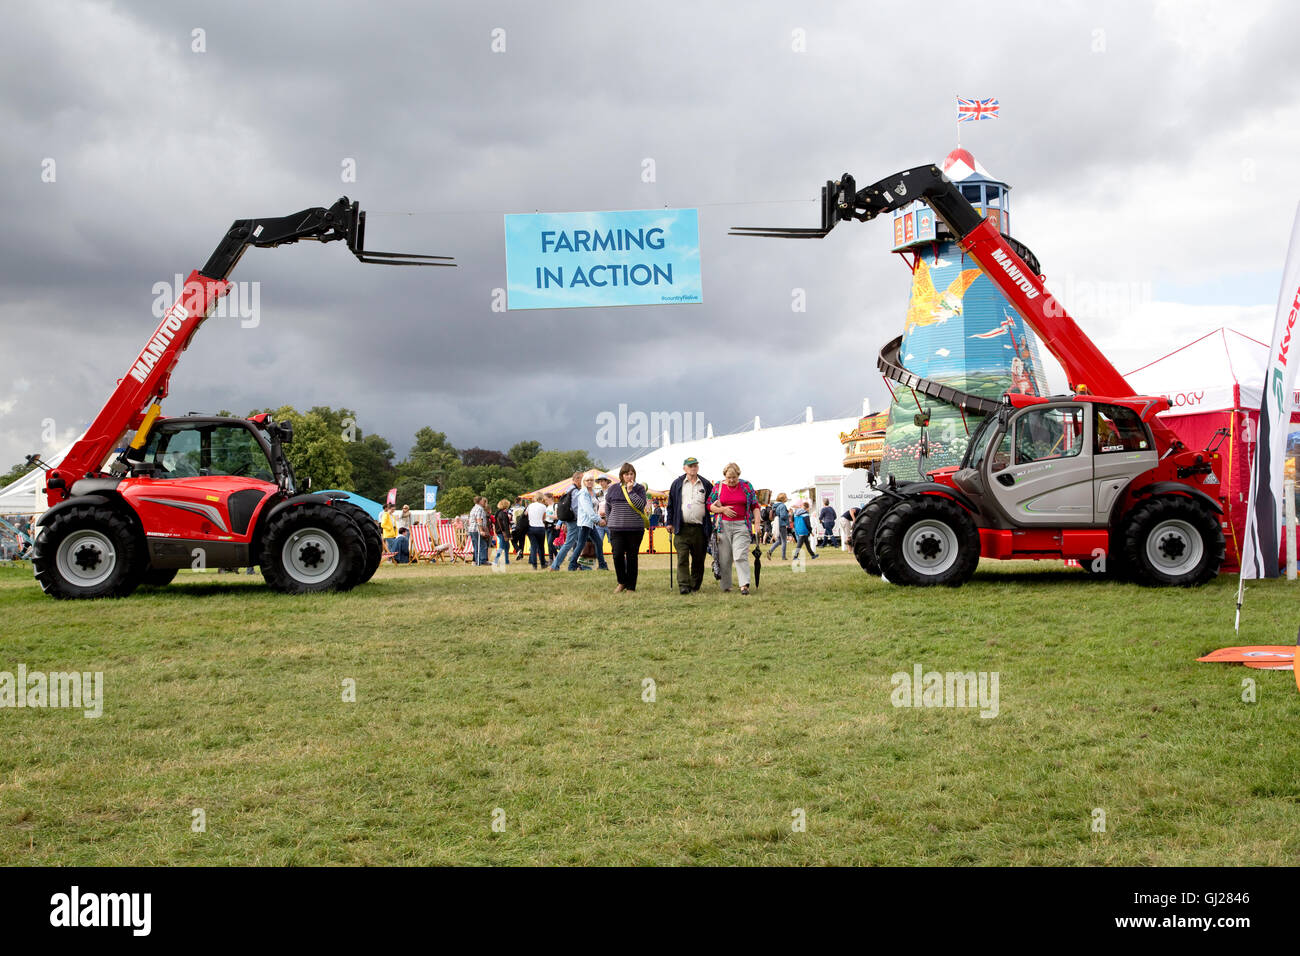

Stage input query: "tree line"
[{"left": 0, "top": 406, "right": 600, "bottom": 520}]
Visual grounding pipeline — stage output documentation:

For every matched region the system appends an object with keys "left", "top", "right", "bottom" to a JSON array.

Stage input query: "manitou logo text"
[
  {"left": 989, "top": 248, "right": 1040, "bottom": 300},
  {"left": 50, "top": 886, "right": 151, "bottom": 936},
  {"left": 127, "top": 304, "right": 189, "bottom": 383}
]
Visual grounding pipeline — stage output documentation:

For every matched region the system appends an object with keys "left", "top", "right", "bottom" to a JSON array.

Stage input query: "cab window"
[
  {"left": 142, "top": 425, "right": 272, "bottom": 481},
  {"left": 1095, "top": 405, "right": 1150, "bottom": 454},
  {"left": 1014, "top": 407, "right": 1084, "bottom": 465},
  {"left": 990, "top": 432, "right": 1013, "bottom": 473}
]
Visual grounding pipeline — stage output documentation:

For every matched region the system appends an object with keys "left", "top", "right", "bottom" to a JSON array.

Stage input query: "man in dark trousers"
[
  {"left": 818, "top": 498, "right": 838, "bottom": 543},
  {"left": 665, "top": 456, "right": 713, "bottom": 594}
]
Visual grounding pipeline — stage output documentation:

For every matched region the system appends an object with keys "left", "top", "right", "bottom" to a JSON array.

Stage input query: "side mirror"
[{"left": 277, "top": 421, "right": 294, "bottom": 445}]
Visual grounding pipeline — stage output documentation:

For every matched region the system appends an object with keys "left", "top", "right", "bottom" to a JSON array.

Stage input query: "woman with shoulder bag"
[{"left": 603, "top": 462, "right": 649, "bottom": 592}]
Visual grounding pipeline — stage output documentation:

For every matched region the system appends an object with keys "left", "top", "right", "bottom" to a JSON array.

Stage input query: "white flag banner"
[{"left": 1240, "top": 203, "right": 1300, "bottom": 581}]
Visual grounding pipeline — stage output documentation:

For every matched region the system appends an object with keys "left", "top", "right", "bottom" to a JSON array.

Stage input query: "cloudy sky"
[{"left": 2, "top": 0, "right": 1298, "bottom": 472}]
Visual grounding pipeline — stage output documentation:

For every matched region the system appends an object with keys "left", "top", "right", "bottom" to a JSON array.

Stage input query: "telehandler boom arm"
[
  {"left": 732, "top": 164, "right": 1152, "bottom": 424},
  {"left": 44, "top": 199, "right": 453, "bottom": 505}
]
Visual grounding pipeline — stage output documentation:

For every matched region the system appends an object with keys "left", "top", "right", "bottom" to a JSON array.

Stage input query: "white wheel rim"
[
  {"left": 902, "top": 519, "right": 959, "bottom": 575},
  {"left": 1146, "top": 519, "right": 1202, "bottom": 576},
  {"left": 56, "top": 530, "right": 117, "bottom": 587},
  {"left": 282, "top": 527, "right": 340, "bottom": 585}
]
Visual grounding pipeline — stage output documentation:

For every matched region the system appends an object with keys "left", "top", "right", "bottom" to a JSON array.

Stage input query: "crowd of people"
[{"left": 368, "top": 459, "right": 863, "bottom": 597}]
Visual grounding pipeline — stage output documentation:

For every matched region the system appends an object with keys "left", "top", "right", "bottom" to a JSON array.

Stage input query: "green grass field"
[{"left": 1, "top": 551, "right": 1298, "bottom": 866}]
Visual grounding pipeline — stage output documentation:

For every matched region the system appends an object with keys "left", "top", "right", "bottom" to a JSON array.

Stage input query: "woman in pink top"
[{"left": 707, "top": 461, "right": 761, "bottom": 595}]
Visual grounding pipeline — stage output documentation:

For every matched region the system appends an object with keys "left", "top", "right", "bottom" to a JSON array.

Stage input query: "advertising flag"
[
  {"left": 1240, "top": 203, "right": 1300, "bottom": 582},
  {"left": 386, "top": 487, "right": 397, "bottom": 506},
  {"left": 423, "top": 485, "right": 439, "bottom": 509}
]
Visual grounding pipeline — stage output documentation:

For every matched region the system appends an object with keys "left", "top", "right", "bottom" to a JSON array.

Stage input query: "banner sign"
[
  {"left": 423, "top": 485, "right": 438, "bottom": 509},
  {"left": 386, "top": 488, "right": 397, "bottom": 506},
  {"left": 504, "top": 208, "right": 702, "bottom": 310},
  {"left": 1241, "top": 203, "right": 1300, "bottom": 579}
]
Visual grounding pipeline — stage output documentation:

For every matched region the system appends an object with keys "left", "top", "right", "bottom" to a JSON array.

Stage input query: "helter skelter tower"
[{"left": 877, "top": 148, "right": 1050, "bottom": 482}]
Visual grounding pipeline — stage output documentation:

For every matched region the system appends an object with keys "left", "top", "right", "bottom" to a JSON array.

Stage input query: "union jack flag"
[{"left": 957, "top": 97, "right": 999, "bottom": 123}]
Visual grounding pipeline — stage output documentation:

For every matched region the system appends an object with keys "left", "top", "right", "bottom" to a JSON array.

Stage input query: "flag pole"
[
  {"left": 955, "top": 92, "right": 960, "bottom": 147},
  {"left": 1234, "top": 573, "right": 1245, "bottom": 636}
]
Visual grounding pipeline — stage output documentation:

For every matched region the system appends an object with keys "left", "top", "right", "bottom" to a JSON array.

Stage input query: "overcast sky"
[{"left": 2, "top": 0, "right": 1298, "bottom": 472}]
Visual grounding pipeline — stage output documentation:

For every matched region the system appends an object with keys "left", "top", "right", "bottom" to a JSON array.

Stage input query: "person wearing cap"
[{"left": 665, "top": 456, "right": 713, "bottom": 594}]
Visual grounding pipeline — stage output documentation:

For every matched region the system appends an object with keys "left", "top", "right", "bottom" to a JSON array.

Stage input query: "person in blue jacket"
[{"left": 791, "top": 502, "right": 817, "bottom": 560}]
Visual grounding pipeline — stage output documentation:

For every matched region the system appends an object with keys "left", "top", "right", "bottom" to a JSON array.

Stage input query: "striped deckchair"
[
  {"left": 409, "top": 523, "right": 436, "bottom": 563},
  {"left": 435, "top": 520, "right": 461, "bottom": 563},
  {"left": 455, "top": 525, "right": 476, "bottom": 563}
]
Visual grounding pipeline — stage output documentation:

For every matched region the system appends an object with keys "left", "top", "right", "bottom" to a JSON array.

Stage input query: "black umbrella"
[{"left": 751, "top": 540, "right": 762, "bottom": 589}]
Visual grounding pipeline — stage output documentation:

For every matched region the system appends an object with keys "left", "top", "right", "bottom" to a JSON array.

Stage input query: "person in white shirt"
[
  {"left": 525, "top": 497, "right": 549, "bottom": 568},
  {"left": 665, "top": 456, "right": 714, "bottom": 594}
]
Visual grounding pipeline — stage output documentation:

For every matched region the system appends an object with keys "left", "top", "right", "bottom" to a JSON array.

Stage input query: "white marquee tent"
[{"left": 621, "top": 406, "right": 863, "bottom": 504}]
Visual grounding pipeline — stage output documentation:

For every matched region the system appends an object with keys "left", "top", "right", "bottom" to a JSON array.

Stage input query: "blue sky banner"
[
  {"left": 505, "top": 208, "right": 702, "bottom": 310},
  {"left": 423, "top": 485, "right": 439, "bottom": 509}
]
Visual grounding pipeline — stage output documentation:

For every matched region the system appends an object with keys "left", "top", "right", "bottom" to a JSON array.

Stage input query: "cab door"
[
  {"left": 985, "top": 404, "right": 1093, "bottom": 525},
  {"left": 1091, "top": 404, "right": 1158, "bottom": 521}
]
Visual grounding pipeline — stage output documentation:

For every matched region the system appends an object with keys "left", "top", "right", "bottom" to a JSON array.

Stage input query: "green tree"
[
  {"left": 524, "top": 449, "right": 600, "bottom": 489},
  {"left": 346, "top": 433, "right": 397, "bottom": 501},
  {"left": 483, "top": 476, "right": 526, "bottom": 507},
  {"left": 507, "top": 440, "right": 542, "bottom": 466},
  {"left": 437, "top": 485, "right": 476, "bottom": 517},
  {"left": 0, "top": 461, "right": 31, "bottom": 488},
  {"left": 253, "top": 405, "right": 353, "bottom": 490},
  {"left": 400, "top": 427, "right": 459, "bottom": 484}
]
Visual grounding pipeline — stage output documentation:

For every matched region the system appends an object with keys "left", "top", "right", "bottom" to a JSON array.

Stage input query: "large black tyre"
[
  {"left": 1120, "top": 496, "right": 1224, "bottom": 587},
  {"left": 32, "top": 504, "right": 143, "bottom": 599},
  {"left": 332, "top": 500, "right": 383, "bottom": 586},
  {"left": 259, "top": 503, "right": 365, "bottom": 594},
  {"left": 141, "top": 568, "right": 178, "bottom": 587},
  {"left": 851, "top": 495, "right": 895, "bottom": 576},
  {"left": 874, "top": 495, "right": 981, "bottom": 587}
]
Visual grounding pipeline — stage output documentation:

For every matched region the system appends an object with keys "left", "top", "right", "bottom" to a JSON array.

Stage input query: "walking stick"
[{"left": 669, "top": 528, "right": 674, "bottom": 591}]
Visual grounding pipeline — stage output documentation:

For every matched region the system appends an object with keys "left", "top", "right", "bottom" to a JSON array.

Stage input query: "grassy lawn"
[{"left": 1, "top": 550, "right": 1298, "bottom": 866}]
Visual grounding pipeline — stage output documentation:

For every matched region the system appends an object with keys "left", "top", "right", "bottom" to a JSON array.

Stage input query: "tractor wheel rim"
[
  {"left": 282, "top": 527, "right": 340, "bottom": 584},
  {"left": 902, "top": 519, "right": 959, "bottom": 575},
  {"left": 56, "top": 530, "right": 117, "bottom": 587},
  {"left": 1146, "top": 518, "right": 1202, "bottom": 575}
]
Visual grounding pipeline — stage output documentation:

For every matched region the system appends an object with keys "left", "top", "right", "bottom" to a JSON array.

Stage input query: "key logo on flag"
[{"left": 957, "top": 97, "right": 999, "bottom": 122}]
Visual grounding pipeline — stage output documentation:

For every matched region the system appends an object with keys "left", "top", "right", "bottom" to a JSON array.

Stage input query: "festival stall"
[{"left": 1126, "top": 327, "right": 1300, "bottom": 570}]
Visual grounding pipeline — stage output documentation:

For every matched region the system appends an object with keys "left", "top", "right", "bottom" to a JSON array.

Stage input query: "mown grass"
[{"left": 1, "top": 551, "right": 1298, "bottom": 866}]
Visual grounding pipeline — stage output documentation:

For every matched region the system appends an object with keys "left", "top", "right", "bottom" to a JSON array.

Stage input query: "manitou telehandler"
[
  {"left": 733, "top": 164, "right": 1229, "bottom": 588},
  {"left": 30, "top": 199, "right": 453, "bottom": 599}
]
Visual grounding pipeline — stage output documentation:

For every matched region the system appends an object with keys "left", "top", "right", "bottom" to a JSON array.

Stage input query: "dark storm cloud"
[{"left": 3, "top": 0, "right": 1299, "bottom": 470}]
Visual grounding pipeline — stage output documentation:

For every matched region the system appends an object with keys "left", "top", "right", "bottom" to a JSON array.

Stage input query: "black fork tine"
[
  {"left": 728, "top": 227, "right": 830, "bottom": 238},
  {"left": 352, "top": 251, "right": 456, "bottom": 266}
]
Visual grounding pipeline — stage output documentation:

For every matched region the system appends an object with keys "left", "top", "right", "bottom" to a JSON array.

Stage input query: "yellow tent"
[{"left": 523, "top": 469, "right": 617, "bottom": 501}]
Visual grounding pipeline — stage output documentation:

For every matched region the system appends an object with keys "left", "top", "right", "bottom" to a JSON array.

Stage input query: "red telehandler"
[
  {"left": 30, "top": 199, "right": 453, "bottom": 599},
  {"left": 733, "top": 164, "right": 1229, "bottom": 587}
]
